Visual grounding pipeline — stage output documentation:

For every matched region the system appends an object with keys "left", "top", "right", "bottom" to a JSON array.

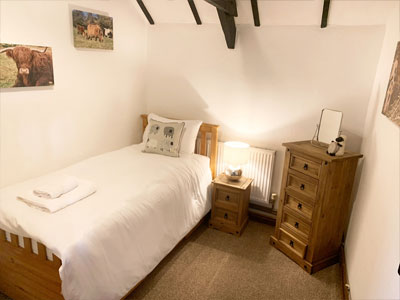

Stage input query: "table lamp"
[{"left": 224, "top": 141, "right": 250, "bottom": 181}]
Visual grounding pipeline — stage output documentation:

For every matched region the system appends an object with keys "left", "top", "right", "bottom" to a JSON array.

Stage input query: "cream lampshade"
[{"left": 224, "top": 141, "right": 250, "bottom": 181}]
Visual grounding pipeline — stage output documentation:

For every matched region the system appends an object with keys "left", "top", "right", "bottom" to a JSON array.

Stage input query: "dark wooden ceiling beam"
[
  {"left": 188, "top": 0, "right": 202, "bottom": 25},
  {"left": 230, "top": 0, "right": 238, "bottom": 18},
  {"left": 217, "top": 9, "right": 236, "bottom": 49},
  {"left": 204, "top": 0, "right": 238, "bottom": 17},
  {"left": 137, "top": 0, "right": 154, "bottom": 25},
  {"left": 204, "top": 0, "right": 237, "bottom": 49},
  {"left": 321, "top": 0, "right": 331, "bottom": 28},
  {"left": 250, "top": 0, "right": 260, "bottom": 27}
]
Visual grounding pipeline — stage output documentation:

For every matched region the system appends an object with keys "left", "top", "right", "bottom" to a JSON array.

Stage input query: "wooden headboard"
[{"left": 140, "top": 114, "right": 219, "bottom": 179}]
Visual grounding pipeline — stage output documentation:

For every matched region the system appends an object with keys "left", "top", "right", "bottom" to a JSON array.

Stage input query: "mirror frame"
[{"left": 315, "top": 108, "right": 343, "bottom": 146}]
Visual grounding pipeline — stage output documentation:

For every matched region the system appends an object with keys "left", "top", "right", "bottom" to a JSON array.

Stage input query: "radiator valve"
[{"left": 270, "top": 193, "right": 278, "bottom": 205}]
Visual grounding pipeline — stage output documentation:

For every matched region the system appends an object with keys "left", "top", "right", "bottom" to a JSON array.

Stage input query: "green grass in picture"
[
  {"left": 0, "top": 53, "right": 18, "bottom": 88},
  {"left": 73, "top": 28, "right": 113, "bottom": 50}
]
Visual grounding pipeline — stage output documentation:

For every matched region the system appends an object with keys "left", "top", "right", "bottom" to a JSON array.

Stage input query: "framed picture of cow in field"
[
  {"left": 382, "top": 41, "right": 400, "bottom": 126},
  {"left": 72, "top": 9, "right": 113, "bottom": 50},
  {"left": 0, "top": 43, "right": 54, "bottom": 88}
]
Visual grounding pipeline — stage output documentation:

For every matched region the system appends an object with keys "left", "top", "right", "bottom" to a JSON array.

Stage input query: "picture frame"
[
  {"left": 382, "top": 41, "right": 400, "bottom": 126},
  {"left": 0, "top": 43, "right": 54, "bottom": 88},
  {"left": 72, "top": 9, "right": 114, "bottom": 50}
]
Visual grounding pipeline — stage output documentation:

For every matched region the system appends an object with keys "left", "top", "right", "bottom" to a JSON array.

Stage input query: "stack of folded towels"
[{"left": 17, "top": 176, "right": 96, "bottom": 213}]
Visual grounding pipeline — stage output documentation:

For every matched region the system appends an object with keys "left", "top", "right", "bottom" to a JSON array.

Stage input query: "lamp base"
[{"left": 224, "top": 167, "right": 243, "bottom": 181}]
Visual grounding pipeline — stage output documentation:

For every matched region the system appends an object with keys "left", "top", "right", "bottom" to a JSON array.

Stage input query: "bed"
[{"left": 0, "top": 114, "right": 219, "bottom": 300}]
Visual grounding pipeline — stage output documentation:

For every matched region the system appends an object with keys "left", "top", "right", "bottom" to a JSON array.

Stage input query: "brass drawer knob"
[
  {"left": 294, "top": 222, "right": 299, "bottom": 229},
  {"left": 300, "top": 184, "right": 305, "bottom": 190},
  {"left": 303, "top": 163, "right": 308, "bottom": 170},
  {"left": 225, "top": 195, "right": 230, "bottom": 201},
  {"left": 297, "top": 203, "right": 303, "bottom": 210},
  {"left": 289, "top": 240, "right": 294, "bottom": 247},
  {"left": 224, "top": 213, "right": 228, "bottom": 219}
]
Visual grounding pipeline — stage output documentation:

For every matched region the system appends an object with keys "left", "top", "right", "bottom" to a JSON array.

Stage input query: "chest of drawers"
[{"left": 270, "top": 141, "right": 362, "bottom": 273}]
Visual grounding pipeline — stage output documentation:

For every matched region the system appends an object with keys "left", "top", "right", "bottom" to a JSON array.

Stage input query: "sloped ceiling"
[{"left": 132, "top": 0, "right": 395, "bottom": 26}]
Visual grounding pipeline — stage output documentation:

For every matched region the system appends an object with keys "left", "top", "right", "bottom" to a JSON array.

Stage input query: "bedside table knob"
[
  {"left": 289, "top": 240, "right": 294, "bottom": 247},
  {"left": 294, "top": 222, "right": 299, "bottom": 228},
  {"left": 300, "top": 184, "right": 305, "bottom": 190},
  {"left": 224, "top": 213, "right": 228, "bottom": 219},
  {"left": 225, "top": 195, "right": 230, "bottom": 201},
  {"left": 303, "top": 163, "right": 308, "bottom": 170},
  {"left": 297, "top": 203, "right": 302, "bottom": 210}
]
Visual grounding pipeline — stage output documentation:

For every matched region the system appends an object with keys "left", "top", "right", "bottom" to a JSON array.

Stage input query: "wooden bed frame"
[{"left": 0, "top": 115, "right": 219, "bottom": 300}]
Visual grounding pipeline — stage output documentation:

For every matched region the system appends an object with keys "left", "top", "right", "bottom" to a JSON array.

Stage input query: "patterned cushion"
[
  {"left": 143, "top": 119, "right": 185, "bottom": 157},
  {"left": 143, "top": 113, "right": 202, "bottom": 154}
]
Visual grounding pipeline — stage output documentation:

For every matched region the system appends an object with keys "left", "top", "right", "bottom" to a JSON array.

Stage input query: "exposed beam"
[
  {"left": 217, "top": 9, "right": 236, "bottom": 49},
  {"left": 137, "top": 0, "right": 154, "bottom": 25},
  {"left": 188, "top": 0, "right": 202, "bottom": 25},
  {"left": 321, "top": 0, "right": 331, "bottom": 28},
  {"left": 230, "top": 0, "right": 238, "bottom": 17},
  {"left": 204, "top": 0, "right": 237, "bottom": 49},
  {"left": 250, "top": 0, "right": 260, "bottom": 27},
  {"left": 204, "top": 0, "right": 238, "bottom": 17}
]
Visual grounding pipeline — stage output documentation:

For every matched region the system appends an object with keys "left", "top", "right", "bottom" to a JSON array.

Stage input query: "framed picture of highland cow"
[
  {"left": 72, "top": 9, "right": 113, "bottom": 50},
  {"left": 0, "top": 43, "right": 54, "bottom": 88},
  {"left": 382, "top": 41, "right": 400, "bottom": 126}
]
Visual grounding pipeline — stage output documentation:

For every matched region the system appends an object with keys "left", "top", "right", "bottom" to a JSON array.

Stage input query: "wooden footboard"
[{"left": 0, "top": 229, "right": 63, "bottom": 300}]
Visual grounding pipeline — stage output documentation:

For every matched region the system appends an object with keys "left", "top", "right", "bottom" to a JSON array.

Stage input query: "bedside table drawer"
[
  {"left": 289, "top": 154, "right": 321, "bottom": 179},
  {"left": 216, "top": 189, "right": 240, "bottom": 205},
  {"left": 284, "top": 193, "right": 313, "bottom": 221},
  {"left": 278, "top": 228, "right": 307, "bottom": 259},
  {"left": 281, "top": 210, "right": 311, "bottom": 241},
  {"left": 287, "top": 172, "right": 318, "bottom": 200},
  {"left": 215, "top": 189, "right": 240, "bottom": 211},
  {"left": 213, "top": 208, "right": 238, "bottom": 225}
]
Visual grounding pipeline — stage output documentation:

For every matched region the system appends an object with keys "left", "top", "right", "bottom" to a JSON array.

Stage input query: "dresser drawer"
[
  {"left": 213, "top": 208, "right": 238, "bottom": 225},
  {"left": 278, "top": 229, "right": 308, "bottom": 259},
  {"left": 289, "top": 154, "right": 321, "bottom": 179},
  {"left": 282, "top": 209, "right": 311, "bottom": 240},
  {"left": 215, "top": 188, "right": 240, "bottom": 211},
  {"left": 284, "top": 193, "right": 313, "bottom": 221},
  {"left": 287, "top": 172, "right": 318, "bottom": 200}
]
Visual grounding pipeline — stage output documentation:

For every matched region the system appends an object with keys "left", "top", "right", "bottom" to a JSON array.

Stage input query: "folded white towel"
[
  {"left": 18, "top": 180, "right": 96, "bottom": 213},
  {"left": 33, "top": 176, "right": 79, "bottom": 199}
]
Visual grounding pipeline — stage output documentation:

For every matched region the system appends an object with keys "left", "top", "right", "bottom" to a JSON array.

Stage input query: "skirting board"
[
  {"left": 340, "top": 244, "right": 351, "bottom": 300},
  {"left": 248, "top": 203, "right": 276, "bottom": 226}
]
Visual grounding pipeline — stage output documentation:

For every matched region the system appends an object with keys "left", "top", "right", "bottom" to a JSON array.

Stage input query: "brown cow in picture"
[
  {"left": 76, "top": 24, "right": 86, "bottom": 36},
  {"left": 0, "top": 46, "right": 54, "bottom": 87},
  {"left": 86, "top": 24, "right": 103, "bottom": 42}
]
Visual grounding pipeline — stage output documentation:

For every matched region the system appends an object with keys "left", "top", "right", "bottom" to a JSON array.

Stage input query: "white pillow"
[{"left": 143, "top": 113, "right": 202, "bottom": 154}]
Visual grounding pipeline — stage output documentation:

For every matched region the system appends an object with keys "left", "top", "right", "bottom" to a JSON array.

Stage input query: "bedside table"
[{"left": 209, "top": 174, "right": 253, "bottom": 236}]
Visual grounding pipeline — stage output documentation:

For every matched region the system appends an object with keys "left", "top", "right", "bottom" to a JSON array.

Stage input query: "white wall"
[
  {"left": 345, "top": 4, "right": 400, "bottom": 299},
  {"left": 0, "top": 0, "right": 147, "bottom": 187},
  {"left": 144, "top": 24, "right": 384, "bottom": 207}
]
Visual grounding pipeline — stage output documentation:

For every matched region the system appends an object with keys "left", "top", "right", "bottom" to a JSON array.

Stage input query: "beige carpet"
[
  {"left": 126, "top": 220, "right": 342, "bottom": 300},
  {"left": 0, "top": 220, "right": 342, "bottom": 300}
]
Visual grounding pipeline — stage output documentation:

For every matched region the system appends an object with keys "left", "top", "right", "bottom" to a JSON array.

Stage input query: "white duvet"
[{"left": 0, "top": 144, "right": 212, "bottom": 300}]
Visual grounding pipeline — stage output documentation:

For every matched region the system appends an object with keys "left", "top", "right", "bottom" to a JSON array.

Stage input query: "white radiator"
[
  {"left": 195, "top": 139, "right": 276, "bottom": 205},
  {"left": 216, "top": 142, "right": 275, "bottom": 205}
]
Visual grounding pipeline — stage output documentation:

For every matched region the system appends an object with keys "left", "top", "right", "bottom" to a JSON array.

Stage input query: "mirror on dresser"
[{"left": 313, "top": 108, "right": 343, "bottom": 145}]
